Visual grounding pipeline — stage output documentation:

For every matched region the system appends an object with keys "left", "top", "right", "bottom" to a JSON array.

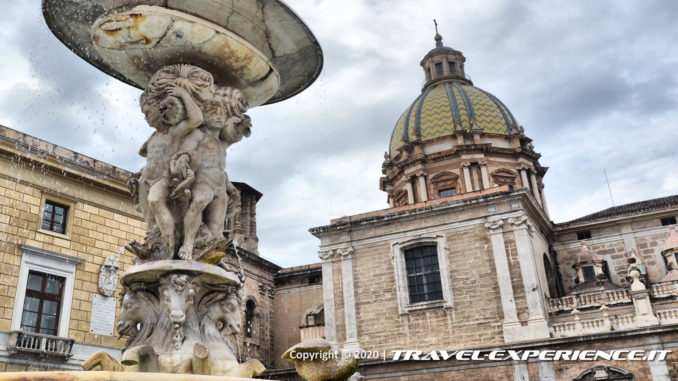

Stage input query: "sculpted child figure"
[
  {"left": 137, "top": 85, "right": 204, "bottom": 257},
  {"left": 172, "top": 89, "right": 251, "bottom": 260}
]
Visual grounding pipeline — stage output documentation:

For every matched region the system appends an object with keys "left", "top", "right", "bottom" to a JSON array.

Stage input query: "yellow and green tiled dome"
[{"left": 389, "top": 81, "right": 519, "bottom": 156}]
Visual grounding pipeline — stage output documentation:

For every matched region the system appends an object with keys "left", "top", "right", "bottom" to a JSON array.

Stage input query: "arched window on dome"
[
  {"left": 394, "top": 190, "right": 409, "bottom": 207},
  {"left": 491, "top": 169, "right": 517, "bottom": 187},
  {"left": 434, "top": 62, "right": 443, "bottom": 77},
  {"left": 430, "top": 172, "right": 459, "bottom": 199}
]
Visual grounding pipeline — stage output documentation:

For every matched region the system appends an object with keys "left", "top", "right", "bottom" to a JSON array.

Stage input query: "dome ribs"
[
  {"left": 452, "top": 82, "right": 475, "bottom": 130},
  {"left": 443, "top": 82, "right": 461, "bottom": 130}
]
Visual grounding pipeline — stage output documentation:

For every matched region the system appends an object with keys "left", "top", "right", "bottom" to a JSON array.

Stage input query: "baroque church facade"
[
  {"left": 309, "top": 33, "right": 678, "bottom": 380},
  {"left": 0, "top": 30, "right": 676, "bottom": 381}
]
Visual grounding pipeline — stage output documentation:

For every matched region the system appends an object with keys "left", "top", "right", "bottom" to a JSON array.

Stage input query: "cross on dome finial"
[{"left": 433, "top": 19, "right": 443, "bottom": 48}]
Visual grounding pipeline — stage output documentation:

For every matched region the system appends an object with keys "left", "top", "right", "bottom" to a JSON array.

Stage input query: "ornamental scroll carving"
[
  {"left": 484, "top": 218, "right": 504, "bottom": 232},
  {"left": 508, "top": 215, "right": 534, "bottom": 233},
  {"left": 318, "top": 246, "right": 354, "bottom": 261}
]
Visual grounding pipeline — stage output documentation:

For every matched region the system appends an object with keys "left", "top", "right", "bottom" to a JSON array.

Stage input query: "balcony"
[
  {"left": 8, "top": 330, "right": 74, "bottom": 360},
  {"left": 548, "top": 289, "right": 632, "bottom": 313},
  {"left": 546, "top": 280, "right": 678, "bottom": 338}
]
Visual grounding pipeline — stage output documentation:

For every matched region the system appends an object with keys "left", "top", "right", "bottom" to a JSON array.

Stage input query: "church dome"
[{"left": 389, "top": 81, "right": 519, "bottom": 156}]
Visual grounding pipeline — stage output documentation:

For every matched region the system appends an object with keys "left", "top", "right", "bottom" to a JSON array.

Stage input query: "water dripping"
[
  {"left": 233, "top": 333, "right": 242, "bottom": 363},
  {"left": 232, "top": 240, "right": 245, "bottom": 282}
]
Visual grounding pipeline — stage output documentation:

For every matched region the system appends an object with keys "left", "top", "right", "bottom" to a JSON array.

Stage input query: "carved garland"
[{"left": 318, "top": 246, "right": 354, "bottom": 261}]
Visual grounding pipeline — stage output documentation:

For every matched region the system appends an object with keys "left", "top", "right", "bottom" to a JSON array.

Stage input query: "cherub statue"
[
  {"left": 169, "top": 88, "right": 250, "bottom": 260},
  {"left": 137, "top": 85, "right": 204, "bottom": 257}
]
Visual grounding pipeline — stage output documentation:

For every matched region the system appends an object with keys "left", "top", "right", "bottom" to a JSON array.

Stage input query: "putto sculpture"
[
  {"left": 127, "top": 64, "right": 250, "bottom": 263},
  {"left": 80, "top": 64, "right": 264, "bottom": 376},
  {"left": 36, "top": 0, "right": 323, "bottom": 380}
]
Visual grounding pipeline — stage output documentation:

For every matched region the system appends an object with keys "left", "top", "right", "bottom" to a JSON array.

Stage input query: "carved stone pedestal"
[{"left": 83, "top": 261, "right": 264, "bottom": 378}]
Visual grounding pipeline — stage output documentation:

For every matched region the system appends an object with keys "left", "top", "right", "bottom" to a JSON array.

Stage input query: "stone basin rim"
[
  {"left": 0, "top": 371, "right": 260, "bottom": 381},
  {"left": 121, "top": 260, "right": 239, "bottom": 286},
  {"left": 42, "top": 0, "right": 323, "bottom": 105}
]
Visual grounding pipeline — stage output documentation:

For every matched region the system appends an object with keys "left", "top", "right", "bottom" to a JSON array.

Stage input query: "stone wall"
[
  {"left": 554, "top": 216, "right": 677, "bottom": 291},
  {"left": 273, "top": 264, "right": 323, "bottom": 369},
  {"left": 313, "top": 190, "right": 552, "bottom": 352},
  {"left": 0, "top": 126, "right": 144, "bottom": 351},
  {"left": 225, "top": 249, "right": 278, "bottom": 368}
]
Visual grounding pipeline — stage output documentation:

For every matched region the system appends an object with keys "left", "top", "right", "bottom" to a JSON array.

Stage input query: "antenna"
[{"left": 604, "top": 169, "right": 615, "bottom": 206}]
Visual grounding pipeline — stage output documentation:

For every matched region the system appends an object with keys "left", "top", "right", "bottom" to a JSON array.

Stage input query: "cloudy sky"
[{"left": 0, "top": 0, "right": 677, "bottom": 268}]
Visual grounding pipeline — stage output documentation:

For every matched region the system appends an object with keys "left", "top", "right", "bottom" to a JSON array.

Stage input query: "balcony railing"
[
  {"left": 550, "top": 314, "right": 637, "bottom": 338},
  {"left": 8, "top": 330, "right": 74, "bottom": 359},
  {"left": 548, "top": 289, "right": 632, "bottom": 313},
  {"left": 650, "top": 280, "right": 678, "bottom": 299}
]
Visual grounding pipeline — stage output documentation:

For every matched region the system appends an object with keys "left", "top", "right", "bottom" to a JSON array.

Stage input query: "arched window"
[{"left": 245, "top": 299, "right": 256, "bottom": 338}]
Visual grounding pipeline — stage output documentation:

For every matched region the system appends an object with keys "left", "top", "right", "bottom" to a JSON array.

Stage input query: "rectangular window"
[
  {"left": 20, "top": 271, "right": 64, "bottom": 336},
  {"left": 576, "top": 231, "right": 592, "bottom": 240},
  {"left": 448, "top": 62, "right": 456, "bottom": 75},
  {"left": 405, "top": 246, "right": 443, "bottom": 303},
  {"left": 661, "top": 216, "right": 677, "bottom": 226},
  {"left": 581, "top": 266, "right": 596, "bottom": 282},
  {"left": 439, "top": 188, "right": 456, "bottom": 198},
  {"left": 435, "top": 62, "right": 443, "bottom": 76},
  {"left": 42, "top": 201, "right": 68, "bottom": 234}
]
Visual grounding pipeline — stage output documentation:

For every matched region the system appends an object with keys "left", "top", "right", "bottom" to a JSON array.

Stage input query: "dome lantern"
[
  {"left": 420, "top": 21, "right": 471, "bottom": 89},
  {"left": 381, "top": 25, "right": 549, "bottom": 217}
]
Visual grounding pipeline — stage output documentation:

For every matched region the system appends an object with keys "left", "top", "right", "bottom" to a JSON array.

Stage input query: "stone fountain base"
[{"left": 0, "top": 371, "right": 261, "bottom": 381}]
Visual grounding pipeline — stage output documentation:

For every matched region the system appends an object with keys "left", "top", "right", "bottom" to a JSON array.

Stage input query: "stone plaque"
[{"left": 89, "top": 294, "right": 117, "bottom": 336}]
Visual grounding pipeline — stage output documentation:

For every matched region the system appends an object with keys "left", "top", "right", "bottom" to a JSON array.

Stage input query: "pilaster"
[
  {"left": 338, "top": 246, "right": 360, "bottom": 351},
  {"left": 479, "top": 161, "right": 490, "bottom": 189},
  {"left": 318, "top": 249, "right": 337, "bottom": 343},
  {"left": 462, "top": 162, "right": 473, "bottom": 193},
  {"left": 519, "top": 167, "right": 530, "bottom": 190},
  {"left": 484, "top": 218, "right": 521, "bottom": 342},
  {"left": 509, "top": 215, "right": 550, "bottom": 340},
  {"left": 406, "top": 181, "right": 415, "bottom": 204},
  {"left": 417, "top": 173, "right": 428, "bottom": 202},
  {"left": 529, "top": 172, "right": 543, "bottom": 206}
]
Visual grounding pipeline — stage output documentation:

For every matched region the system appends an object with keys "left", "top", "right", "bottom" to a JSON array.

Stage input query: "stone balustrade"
[
  {"left": 550, "top": 314, "right": 637, "bottom": 338},
  {"left": 8, "top": 330, "right": 74, "bottom": 359},
  {"left": 656, "top": 308, "right": 678, "bottom": 324},
  {"left": 548, "top": 289, "right": 632, "bottom": 313},
  {"left": 649, "top": 280, "right": 678, "bottom": 299}
]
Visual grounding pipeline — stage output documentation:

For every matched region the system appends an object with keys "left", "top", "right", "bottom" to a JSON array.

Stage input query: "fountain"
[{"left": 0, "top": 0, "right": 321, "bottom": 380}]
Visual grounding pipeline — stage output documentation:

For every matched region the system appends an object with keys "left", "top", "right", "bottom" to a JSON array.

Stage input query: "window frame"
[
  {"left": 404, "top": 245, "right": 444, "bottom": 303},
  {"left": 20, "top": 270, "right": 65, "bottom": 335},
  {"left": 439, "top": 188, "right": 457, "bottom": 198},
  {"left": 41, "top": 200, "right": 68, "bottom": 234},
  {"left": 392, "top": 235, "right": 453, "bottom": 314},
  {"left": 581, "top": 265, "right": 597, "bottom": 282},
  {"left": 38, "top": 195, "right": 74, "bottom": 238},
  {"left": 11, "top": 245, "right": 82, "bottom": 338}
]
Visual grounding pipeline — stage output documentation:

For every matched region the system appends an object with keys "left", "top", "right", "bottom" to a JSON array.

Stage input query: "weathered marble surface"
[
  {"left": 0, "top": 371, "right": 262, "bottom": 381},
  {"left": 83, "top": 261, "right": 263, "bottom": 377},
  {"left": 282, "top": 339, "right": 358, "bottom": 381},
  {"left": 125, "top": 63, "right": 249, "bottom": 263},
  {"left": 42, "top": 0, "right": 322, "bottom": 105}
]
